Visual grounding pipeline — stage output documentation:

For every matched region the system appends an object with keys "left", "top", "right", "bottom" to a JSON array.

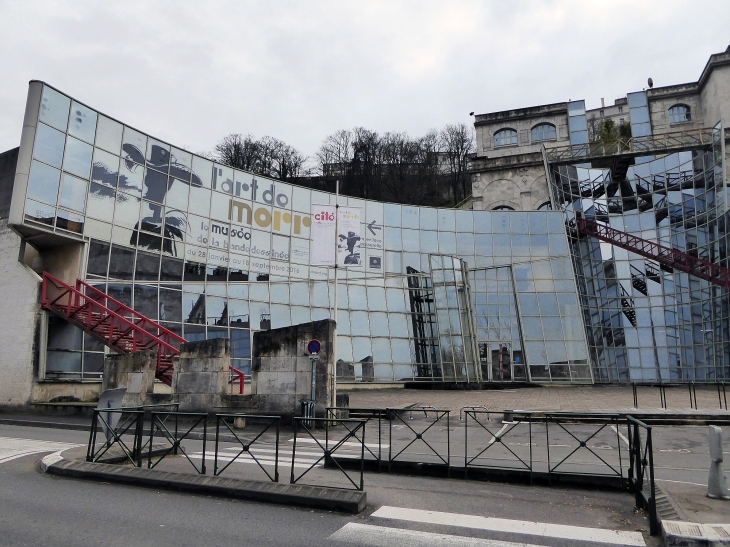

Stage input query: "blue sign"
[{"left": 307, "top": 339, "right": 321, "bottom": 355}]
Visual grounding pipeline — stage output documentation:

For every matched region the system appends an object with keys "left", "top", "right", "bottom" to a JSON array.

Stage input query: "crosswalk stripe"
[
  {"left": 188, "top": 453, "right": 323, "bottom": 469},
  {"left": 371, "top": 506, "right": 646, "bottom": 547},
  {"left": 287, "top": 438, "right": 388, "bottom": 450},
  {"left": 0, "top": 436, "right": 80, "bottom": 465},
  {"left": 330, "top": 522, "right": 546, "bottom": 547}
]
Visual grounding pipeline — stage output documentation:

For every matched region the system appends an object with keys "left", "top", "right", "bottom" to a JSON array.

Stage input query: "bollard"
[
  {"left": 707, "top": 425, "right": 730, "bottom": 499},
  {"left": 233, "top": 417, "right": 246, "bottom": 429}
]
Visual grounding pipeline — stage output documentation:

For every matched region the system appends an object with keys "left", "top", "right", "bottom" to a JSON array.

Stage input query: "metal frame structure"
[
  {"left": 577, "top": 218, "right": 730, "bottom": 289},
  {"left": 41, "top": 271, "right": 186, "bottom": 384},
  {"left": 214, "top": 414, "right": 280, "bottom": 481}
]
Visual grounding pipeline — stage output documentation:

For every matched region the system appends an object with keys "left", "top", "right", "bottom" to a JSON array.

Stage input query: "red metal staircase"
[
  {"left": 576, "top": 218, "right": 730, "bottom": 289},
  {"left": 41, "top": 272, "right": 185, "bottom": 385}
]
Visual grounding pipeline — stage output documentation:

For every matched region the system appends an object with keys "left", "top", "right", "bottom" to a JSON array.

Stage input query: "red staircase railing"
[
  {"left": 41, "top": 272, "right": 186, "bottom": 385},
  {"left": 576, "top": 218, "right": 730, "bottom": 289}
]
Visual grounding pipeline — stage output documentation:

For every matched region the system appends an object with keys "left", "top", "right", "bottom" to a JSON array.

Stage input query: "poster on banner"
[
  {"left": 337, "top": 207, "right": 362, "bottom": 267},
  {"left": 311, "top": 205, "right": 336, "bottom": 265}
]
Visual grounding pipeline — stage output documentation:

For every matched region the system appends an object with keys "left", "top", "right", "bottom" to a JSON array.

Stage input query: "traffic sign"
[{"left": 307, "top": 339, "right": 321, "bottom": 355}]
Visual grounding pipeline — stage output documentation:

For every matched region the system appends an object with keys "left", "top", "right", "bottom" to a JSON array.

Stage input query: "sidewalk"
[{"left": 345, "top": 384, "right": 730, "bottom": 415}]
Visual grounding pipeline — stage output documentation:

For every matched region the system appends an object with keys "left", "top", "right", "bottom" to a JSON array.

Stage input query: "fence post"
[
  {"left": 647, "top": 427, "right": 658, "bottom": 536},
  {"left": 632, "top": 382, "right": 638, "bottom": 408}
]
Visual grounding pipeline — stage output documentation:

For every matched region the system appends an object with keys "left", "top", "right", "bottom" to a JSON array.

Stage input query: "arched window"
[
  {"left": 492, "top": 205, "right": 515, "bottom": 211},
  {"left": 531, "top": 123, "right": 557, "bottom": 142},
  {"left": 668, "top": 104, "right": 691, "bottom": 124},
  {"left": 494, "top": 128, "right": 518, "bottom": 147},
  {"left": 537, "top": 201, "right": 552, "bottom": 211}
]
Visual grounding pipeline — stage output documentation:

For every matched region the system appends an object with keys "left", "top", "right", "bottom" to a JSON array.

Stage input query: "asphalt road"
[{"left": 0, "top": 423, "right": 666, "bottom": 547}]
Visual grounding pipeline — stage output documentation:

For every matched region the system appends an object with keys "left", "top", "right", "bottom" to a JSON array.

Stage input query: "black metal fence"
[
  {"left": 214, "top": 414, "right": 280, "bottom": 481},
  {"left": 148, "top": 411, "right": 208, "bottom": 474},
  {"left": 631, "top": 381, "right": 729, "bottom": 410},
  {"left": 627, "top": 416, "right": 658, "bottom": 535},
  {"left": 464, "top": 410, "right": 532, "bottom": 482},
  {"left": 291, "top": 417, "right": 366, "bottom": 491},
  {"left": 87, "top": 407, "right": 145, "bottom": 466}
]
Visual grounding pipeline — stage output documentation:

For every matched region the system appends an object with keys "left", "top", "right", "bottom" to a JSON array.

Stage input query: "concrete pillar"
[
  {"left": 708, "top": 425, "right": 730, "bottom": 499},
  {"left": 102, "top": 350, "right": 156, "bottom": 407},
  {"left": 173, "top": 338, "right": 230, "bottom": 412}
]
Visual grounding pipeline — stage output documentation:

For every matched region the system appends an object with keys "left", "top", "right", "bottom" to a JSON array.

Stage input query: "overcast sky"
[{"left": 1, "top": 1, "right": 728, "bottom": 163}]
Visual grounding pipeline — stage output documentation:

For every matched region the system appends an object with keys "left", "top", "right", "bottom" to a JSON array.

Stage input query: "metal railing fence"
[{"left": 214, "top": 414, "right": 280, "bottom": 481}]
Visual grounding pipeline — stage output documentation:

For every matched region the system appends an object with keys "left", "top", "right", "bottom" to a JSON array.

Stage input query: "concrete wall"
[
  {"left": 102, "top": 351, "right": 156, "bottom": 407},
  {"left": 0, "top": 219, "right": 40, "bottom": 409},
  {"left": 173, "top": 338, "right": 230, "bottom": 412},
  {"left": 250, "top": 319, "right": 335, "bottom": 416}
]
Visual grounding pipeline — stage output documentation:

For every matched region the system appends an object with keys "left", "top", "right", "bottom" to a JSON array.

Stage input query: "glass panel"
[
  {"left": 63, "top": 136, "right": 93, "bottom": 179},
  {"left": 27, "top": 161, "right": 61, "bottom": 205},
  {"left": 39, "top": 86, "right": 70, "bottom": 131},
  {"left": 91, "top": 148, "right": 119, "bottom": 188},
  {"left": 87, "top": 183, "right": 116, "bottom": 221},
  {"left": 68, "top": 101, "right": 97, "bottom": 144},
  {"left": 59, "top": 173, "right": 87, "bottom": 213},
  {"left": 108, "top": 246, "right": 135, "bottom": 280},
  {"left": 33, "top": 123, "right": 65, "bottom": 168},
  {"left": 122, "top": 126, "right": 147, "bottom": 165},
  {"left": 146, "top": 138, "right": 170, "bottom": 172},
  {"left": 95, "top": 115, "right": 123, "bottom": 154}
]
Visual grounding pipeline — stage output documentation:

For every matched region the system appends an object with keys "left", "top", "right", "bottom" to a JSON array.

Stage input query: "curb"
[
  {"left": 663, "top": 520, "right": 730, "bottom": 546},
  {"left": 40, "top": 450, "right": 366, "bottom": 514}
]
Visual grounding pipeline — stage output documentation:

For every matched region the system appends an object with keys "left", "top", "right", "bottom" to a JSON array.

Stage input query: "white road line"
[
  {"left": 188, "top": 453, "right": 323, "bottom": 469},
  {"left": 287, "top": 438, "right": 388, "bottom": 449},
  {"left": 0, "top": 436, "right": 80, "bottom": 464},
  {"left": 370, "top": 506, "right": 646, "bottom": 547},
  {"left": 610, "top": 425, "right": 631, "bottom": 447},
  {"left": 656, "top": 479, "right": 706, "bottom": 486},
  {"left": 330, "top": 522, "right": 547, "bottom": 547}
]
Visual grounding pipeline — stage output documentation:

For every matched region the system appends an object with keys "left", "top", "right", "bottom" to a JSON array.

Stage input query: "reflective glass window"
[
  {"left": 56, "top": 209, "right": 84, "bottom": 233},
  {"left": 122, "top": 127, "right": 147, "bottom": 166},
  {"left": 59, "top": 173, "right": 87, "bottom": 213},
  {"left": 159, "top": 288, "right": 182, "bottom": 322},
  {"left": 63, "top": 136, "right": 93, "bottom": 179},
  {"left": 87, "top": 241, "right": 110, "bottom": 277},
  {"left": 68, "top": 101, "right": 97, "bottom": 144},
  {"left": 87, "top": 183, "right": 115, "bottom": 221},
  {"left": 92, "top": 149, "right": 119, "bottom": 188},
  {"left": 146, "top": 138, "right": 170, "bottom": 172},
  {"left": 118, "top": 158, "right": 144, "bottom": 196},
  {"left": 384, "top": 204, "right": 401, "bottom": 227},
  {"left": 39, "top": 86, "right": 70, "bottom": 131},
  {"left": 143, "top": 168, "right": 168, "bottom": 204},
  {"left": 113, "top": 193, "right": 141, "bottom": 228},
  {"left": 95, "top": 115, "right": 123, "bottom": 154},
  {"left": 135, "top": 250, "right": 159, "bottom": 281},
  {"left": 108, "top": 246, "right": 135, "bottom": 280},
  {"left": 27, "top": 160, "right": 61, "bottom": 205},
  {"left": 134, "top": 285, "right": 158, "bottom": 320},
  {"left": 33, "top": 123, "right": 65, "bottom": 168},
  {"left": 25, "top": 199, "right": 56, "bottom": 226}
]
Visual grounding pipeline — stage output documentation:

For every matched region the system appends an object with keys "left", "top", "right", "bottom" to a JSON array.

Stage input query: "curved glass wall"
[
  {"left": 549, "top": 123, "right": 729, "bottom": 382},
  {"left": 13, "top": 83, "right": 591, "bottom": 383}
]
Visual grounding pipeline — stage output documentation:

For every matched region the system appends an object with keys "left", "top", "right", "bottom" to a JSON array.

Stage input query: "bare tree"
[
  {"left": 439, "top": 123, "right": 475, "bottom": 203},
  {"left": 213, "top": 133, "right": 307, "bottom": 181}
]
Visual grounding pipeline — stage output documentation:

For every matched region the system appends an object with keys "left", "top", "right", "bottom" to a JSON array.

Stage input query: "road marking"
[
  {"left": 656, "top": 479, "right": 706, "bottom": 486},
  {"left": 611, "top": 425, "right": 630, "bottom": 447},
  {"left": 330, "top": 522, "right": 550, "bottom": 547},
  {"left": 370, "top": 506, "right": 646, "bottom": 546},
  {"left": 287, "top": 438, "right": 388, "bottom": 449},
  {"left": 0, "top": 436, "right": 80, "bottom": 464}
]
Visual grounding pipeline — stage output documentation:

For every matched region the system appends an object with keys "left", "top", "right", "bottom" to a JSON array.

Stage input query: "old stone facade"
[{"left": 470, "top": 45, "right": 730, "bottom": 211}]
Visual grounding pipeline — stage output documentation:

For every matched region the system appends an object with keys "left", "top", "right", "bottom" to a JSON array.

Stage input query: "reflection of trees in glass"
[{"left": 588, "top": 116, "right": 631, "bottom": 143}]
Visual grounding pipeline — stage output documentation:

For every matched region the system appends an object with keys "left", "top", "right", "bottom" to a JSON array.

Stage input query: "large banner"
[
  {"left": 311, "top": 205, "right": 336, "bottom": 265},
  {"left": 337, "top": 207, "right": 362, "bottom": 267}
]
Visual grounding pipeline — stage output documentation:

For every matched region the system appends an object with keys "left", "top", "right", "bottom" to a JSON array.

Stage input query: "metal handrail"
[
  {"left": 627, "top": 416, "right": 658, "bottom": 535},
  {"left": 229, "top": 366, "right": 246, "bottom": 395},
  {"left": 41, "top": 271, "right": 185, "bottom": 383}
]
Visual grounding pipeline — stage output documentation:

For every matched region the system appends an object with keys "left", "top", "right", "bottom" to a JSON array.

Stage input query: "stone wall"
[
  {"left": 173, "top": 338, "right": 230, "bottom": 411},
  {"left": 0, "top": 219, "right": 40, "bottom": 409},
  {"left": 102, "top": 350, "right": 156, "bottom": 407},
  {"left": 250, "top": 319, "right": 335, "bottom": 416}
]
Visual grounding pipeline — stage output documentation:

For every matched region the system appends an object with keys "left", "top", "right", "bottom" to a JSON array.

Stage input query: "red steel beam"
[{"left": 576, "top": 218, "right": 730, "bottom": 289}]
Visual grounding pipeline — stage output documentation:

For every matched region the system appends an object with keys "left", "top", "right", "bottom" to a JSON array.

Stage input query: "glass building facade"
[
  {"left": 548, "top": 124, "right": 729, "bottom": 381},
  {"left": 18, "top": 82, "right": 729, "bottom": 386},
  {"left": 11, "top": 83, "right": 593, "bottom": 384}
]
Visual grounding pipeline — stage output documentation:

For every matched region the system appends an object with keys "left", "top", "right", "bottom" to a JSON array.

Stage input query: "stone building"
[{"left": 469, "top": 45, "right": 730, "bottom": 212}]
